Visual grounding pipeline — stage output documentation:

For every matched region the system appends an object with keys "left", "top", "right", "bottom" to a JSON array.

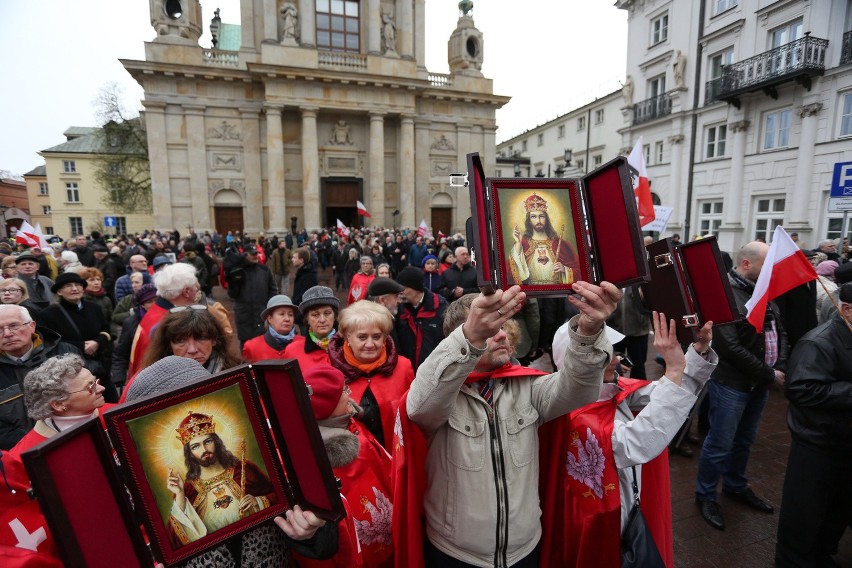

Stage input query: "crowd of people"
[{"left": 0, "top": 224, "right": 849, "bottom": 567}]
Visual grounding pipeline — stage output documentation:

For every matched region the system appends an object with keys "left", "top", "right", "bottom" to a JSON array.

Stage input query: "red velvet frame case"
[
  {"left": 21, "top": 418, "right": 150, "bottom": 567},
  {"left": 641, "top": 236, "right": 740, "bottom": 344},
  {"left": 466, "top": 153, "right": 648, "bottom": 297}
]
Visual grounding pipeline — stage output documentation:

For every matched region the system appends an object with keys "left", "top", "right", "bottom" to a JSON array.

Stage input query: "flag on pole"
[
  {"left": 15, "top": 221, "right": 42, "bottom": 248},
  {"left": 745, "top": 226, "right": 818, "bottom": 331},
  {"left": 416, "top": 219, "right": 431, "bottom": 238},
  {"left": 627, "top": 137, "right": 656, "bottom": 228},
  {"left": 437, "top": 230, "right": 446, "bottom": 240},
  {"left": 336, "top": 219, "right": 350, "bottom": 237},
  {"left": 356, "top": 200, "right": 371, "bottom": 217}
]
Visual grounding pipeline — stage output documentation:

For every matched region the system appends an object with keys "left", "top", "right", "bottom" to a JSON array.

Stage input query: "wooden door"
[
  {"left": 431, "top": 208, "right": 452, "bottom": 237},
  {"left": 214, "top": 207, "right": 244, "bottom": 235},
  {"left": 324, "top": 180, "right": 361, "bottom": 227}
]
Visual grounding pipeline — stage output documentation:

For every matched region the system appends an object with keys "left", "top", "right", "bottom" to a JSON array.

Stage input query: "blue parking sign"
[{"left": 831, "top": 162, "right": 852, "bottom": 197}]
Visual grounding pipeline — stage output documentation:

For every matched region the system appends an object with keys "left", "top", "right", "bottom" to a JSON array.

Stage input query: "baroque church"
[{"left": 123, "top": 0, "right": 508, "bottom": 235}]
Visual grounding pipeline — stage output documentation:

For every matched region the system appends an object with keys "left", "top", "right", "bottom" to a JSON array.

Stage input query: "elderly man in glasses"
[{"left": 0, "top": 307, "right": 82, "bottom": 450}]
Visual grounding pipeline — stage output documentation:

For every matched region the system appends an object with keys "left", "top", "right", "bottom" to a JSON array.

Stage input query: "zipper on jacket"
[{"left": 485, "top": 401, "right": 509, "bottom": 568}]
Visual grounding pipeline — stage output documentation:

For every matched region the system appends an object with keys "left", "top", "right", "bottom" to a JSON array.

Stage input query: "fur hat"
[
  {"left": 51, "top": 272, "right": 88, "bottom": 293},
  {"left": 299, "top": 286, "right": 340, "bottom": 315},
  {"left": 396, "top": 266, "right": 425, "bottom": 293},
  {"left": 301, "top": 364, "right": 345, "bottom": 420},
  {"left": 124, "top": 356, "right": 211, "bottom": 402}
]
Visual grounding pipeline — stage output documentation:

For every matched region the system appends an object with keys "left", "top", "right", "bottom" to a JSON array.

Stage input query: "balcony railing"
[
  {"left": 705, "top": 77, "right": 723, "bottom": 105},
  {"left": 841, "top": 30, "right": 852, "bottom": 65},
  {"left": 717, "top": 34, "right": 828, "bottom": 107},
  {"left": 318, "top": 50, "right": 367, "bottom": 70},
  {"left": 202, "top": 49, "right": 239, "bottom": 68},
  {"left": 632, "top": 93, "right": 673, "bottom": 125},
  {"left": 429, "top": 73, "right": 453, "bottom": 88}
]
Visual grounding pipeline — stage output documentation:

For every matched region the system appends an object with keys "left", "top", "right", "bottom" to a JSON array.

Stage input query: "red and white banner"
[
  {"left": 745, "top": 226, "right": 817, "bottom": 330},
  {"left": 416, "top": 219, "right": 431, "bottom": 238},
  {"left": 336, "top": 219, "right": 350, "bottom": 237},
  {"left": 627, "top": 138, "right": 656, "bottom": 228},
  {"left": 15, "top": 221, "right": 48, "bottom": 249},
  {"left": 356, "top": 200, "right": 371, "bottom": 217}
]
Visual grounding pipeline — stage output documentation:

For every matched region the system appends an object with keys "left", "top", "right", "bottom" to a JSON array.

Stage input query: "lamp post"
[
  {"left": 392, "top": 209, "right": 400, "bottom": 230},
  {"left": 554, "top": 148, "right": 573, "bottom": 178},
  {"left": 513, "top": 163, "right": 521, "bottom": 177}
]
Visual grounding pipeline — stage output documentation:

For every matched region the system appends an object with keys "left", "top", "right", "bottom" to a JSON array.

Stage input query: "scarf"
[
  {"left": 86, "top": 287, "right": 107, "bottom": 298},
  {"left": 309, "top": 328, "right": 336, "bottom": 351},
  {"left": 268, "top": 325, "right": 296, "bottom": 346},
  {"left": 464, "top": 362, "right": 546, "bottom": 384},
  {"left": 343, "top": 340, "right": 388, "bottom": 375}
]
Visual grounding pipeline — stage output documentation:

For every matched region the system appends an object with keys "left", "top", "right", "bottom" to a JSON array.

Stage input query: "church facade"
[{"left": 123, "top": 0, "right": 508, "bottom": 236}]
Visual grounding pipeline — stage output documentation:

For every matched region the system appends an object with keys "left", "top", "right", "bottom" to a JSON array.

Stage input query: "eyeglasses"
[
  {"left": 0, "top": 289, "right": 23, "bottom": 295},
  {"left": 169, "top": 304, "right": 208, "bottom": 314},
  {"left": 0, "top": 322, "right": 31, "bottom": 333},
  {"left": 68, "top": 377, "right": 101, "bottom": 395}
]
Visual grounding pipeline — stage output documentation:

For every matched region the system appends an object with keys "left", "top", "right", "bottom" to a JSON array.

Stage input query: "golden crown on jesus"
[
  {"left": 176, "top": 411, "right": 216, "bottom": 445},
  {"left": 523, "top": 193, "right": 548, "bottom": 213}
]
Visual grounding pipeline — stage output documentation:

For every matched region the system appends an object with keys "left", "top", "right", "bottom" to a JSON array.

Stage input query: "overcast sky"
[{"left": 0, "top": 0, "right": 627, "bottom": 177}]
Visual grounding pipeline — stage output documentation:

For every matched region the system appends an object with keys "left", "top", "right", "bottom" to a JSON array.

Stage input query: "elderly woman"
[
  {"left": 343, "top": 248, "right": 360, "bottom": 291},
  {"left": 111, "top": 271, "right": 145, "bottom": 333},
  {"left": 137, "top": 306, "right": 242, "bottom": 376},
  {"left": 347, "top": 257, "right": 375, "bottom": 304},
  {"left": 292, "top": 286, "right": 340, "bottom": 368},
  {"left": 60, "top": 250, "right": 84, "bottom": 274},
  {"left": 79, "top": 267, "right": 114, "bottom": 323},
  {"left": 327, "top": 300, "right": 414, "bottom": 451},
  {"left": 242, "top": 295, "right": 304, "bottom": 363},
  {"left": 376, "top": 263, "right": 392, "bottom": 279},
  {"left": 0, "top": 277, "right": 42, "bottom": 321}
]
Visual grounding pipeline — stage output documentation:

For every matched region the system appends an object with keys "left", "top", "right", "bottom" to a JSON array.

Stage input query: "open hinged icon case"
[
  {"left": 641, "top": 236, "right": 740, "bottom": 344},
  {"left": 465, "top": 152, "right": 649, "bottom": 297},
  {"left": 22, "top": 360, "right": 344, "bottom": 567}
]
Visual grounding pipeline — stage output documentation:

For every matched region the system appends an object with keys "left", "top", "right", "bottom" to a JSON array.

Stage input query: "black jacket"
[
  {"left": 785, "top": 315, "right": 852, "bottom": 451},
  {"left": 0, "top": 327, "right": 81, "bottom": 450},
  {"left": 437, "top": 263, "right": 479, "bottom": 302},
  {"left": 292, "top": 264, "right": 319, "bottom": 307},
  {"left": 233, "top": 262, "right": 277, "bottom": 342},
  {"left": 395, "top": 290, "right": 447, "bottom": 370},
  {"left": 711, "top": 271, "right": 789, "bottom": 392}
]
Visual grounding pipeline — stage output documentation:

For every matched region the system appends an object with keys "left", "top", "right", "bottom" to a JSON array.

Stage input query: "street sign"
[
  {"left": 830, "top": 161, "right": 852, "bottom": 197},
  {"left": 828, "top": 196, "right": 852, "bottom": 212},
  {"left": 104, "top": 216, "right": 117, "bottom": 228}
]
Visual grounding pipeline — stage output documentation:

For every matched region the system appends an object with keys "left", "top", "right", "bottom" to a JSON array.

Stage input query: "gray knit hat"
[
  {"left": 261, "top": 294, "right": 298, "bottom": 320},
  {"left": 124, "top": 356, "right": 210, "bottom": 402},
  {"left": 299, "top": 285, "right": 340, "bottom": 315}
]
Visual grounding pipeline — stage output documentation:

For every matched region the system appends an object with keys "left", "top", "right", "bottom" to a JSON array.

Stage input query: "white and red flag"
[
  {"left": 15, "top": 221, "right": 46, "bottom": 249},
  {"left": 437, "top": 230, "right": 446, "bottom": 240},
  {"left": 627, "top": 137, "right": 656, "bottom": 228},
  {"left": 336, "top": 219, "right": 350, "bottom": 237},
  {"left": 356, "top": 200, "right": 371, "bottom": 217},
  {"left": 745, "top": 226, "right": 817, "bottom": 331},
  {"left": 416, "top": 219, "right": 431, "bottom": 238}
]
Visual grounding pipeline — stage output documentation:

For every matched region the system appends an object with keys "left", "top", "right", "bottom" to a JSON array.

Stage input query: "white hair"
[
  {"left": 60, "top": 251, "right": 79, "bottom": 263},
  {"left": 153, "top": 263, "right": 198, "bottom": 300},
  {"left": 0, "top": 304, "right": 32, "bottom": 323}
]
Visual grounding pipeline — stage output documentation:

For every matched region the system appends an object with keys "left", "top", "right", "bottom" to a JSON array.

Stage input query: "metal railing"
[
  {"left": 202, "top": 49, "right": 240, "bottom": 67},
  {"left": 318, "top": 50, "right": 367, "bottom": 70},
  {"left": 705, "top": 77, "right": 723, "bottom": 105},
  {"left": 633, "top": 93, "right": 673, "bottom": 125},
  {"left": 719, "top": 34, "right": 828, "bottom": 96},
  {"left": 841, "top": 30, "right": 852, "bottom": 65}
]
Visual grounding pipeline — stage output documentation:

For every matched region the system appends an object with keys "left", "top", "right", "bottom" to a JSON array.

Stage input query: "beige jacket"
[{"left": 407, "top": 316, "right": 610, "bottom": 568}]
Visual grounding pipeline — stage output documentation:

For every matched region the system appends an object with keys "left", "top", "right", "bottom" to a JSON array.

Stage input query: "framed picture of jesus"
[{"left": 466, "top": 153, "right": 649, "bottom": 297}]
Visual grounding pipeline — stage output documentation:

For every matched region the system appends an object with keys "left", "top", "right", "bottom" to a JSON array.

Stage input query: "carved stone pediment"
[
  {"left": 207, "top": 121, "right": 242, "bottom": 141},
  {"left": 431, "top": 134, "right": 456, "bottom": 152}
]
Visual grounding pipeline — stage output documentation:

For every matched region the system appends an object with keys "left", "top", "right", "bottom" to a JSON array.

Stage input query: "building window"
[
  {"left": 537, "top": 133, "right": 544, "bottom": 146},
  {"left": 594, "top": 109, "right": 604, "bottom": 124},
  {"left": 38, "top": 182, "right": 49, "bottom": 195},
  {"left": 699, "top": 201, "right": 724, "bottom": 235},
  {"left": 69, "top": 217, "right": 83, "bottom": 236},
  {"left": 651, "top": 13, "right": 669, "bottom": 45},
  {"left": 316, "top": 0, "right": 360, "bottom": 52},
  {"left": 841, "top": 93, "right": 852, "bottom": 137},
  {"left": 754, "top": 197, "right": 785, "bottom": 242},
  {"left": 63, "top": 160, "right": 76, "bottom": 173},
  {"left": 576, "top": 159, "right": 584, "bottom": 171},
  {"left": 522, "top": 140, "right": 528, "bottom": 152},
  {"left": 714, "top": 0, "right": 737, "bottom": 15},
  {"left": 655, "top": 141, "right": 664, "bottom": 163},
  {"left": 649, "top": 75, "right": 666, "bottom": 98},
  {"left": 577, "top": 116, "right": 586, "bottom": 130},
  {"left": 706, "top": 123, "right": 727, "bottom": 158},
  {"left": 763, "top": 109, "right": 792, "bottom": 150},
  {"left": 770, "top": 20, "right": 804, "bottom": 72},
  {"left": 827, "top": 217, "right": 852, "bottom": 242},
  {"left": 557, "top": 125, "right": 565, "bottom": 138},
  {"left": 709, "top": 48, "right": 734, "bottom": 79},
  {"left": 42, "top": 206, "right": 51, "bottom": 215},
  {"left": 643, "top": 144, "right": 651, "bottom": 164},
  {"left": 65, "top": 183, "right": 80, "bottom": 203},
  {"left": 593, "top": 155, "right": 603, "bottom": 167},
  {"left": 45, "top": 226, "right": 53, "bottom": 236},
  {"left": 115, "top": 217, "right": 127, "bottom": 235}
]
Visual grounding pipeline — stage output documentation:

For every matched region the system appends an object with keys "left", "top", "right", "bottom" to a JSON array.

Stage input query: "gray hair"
[
  {"left": 24, "top": 354, "right": 86, "bottom": 421},
  {"left": 0, "top": 303, "right": 32, "bottom": 323},
  {"left": 818, "top": 239, "right": 836, "bottom": 248},
  {"left": 153, "top": 263, "right": 198, "bottom": 300}
]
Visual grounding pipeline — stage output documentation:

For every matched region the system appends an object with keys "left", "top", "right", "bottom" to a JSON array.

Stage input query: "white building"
[{"left": 616, "top": 0, "right": 852, "bottom": 252}]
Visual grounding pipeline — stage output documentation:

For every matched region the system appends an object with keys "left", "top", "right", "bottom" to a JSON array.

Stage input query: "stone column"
[
  {"left": 367, "top": 0, "right": 381, "bottom": 54},
  {"left": 265, "top": 105, "right": 287, "bottom": 233},
  {"left": 456, "top": 125, "right": 472, "bottom": 227},
  {"left": 414, "top": 0, "right": 426, "bottom": 70},
  {"left": 413, "top": 119, "right": 430, "bottom": 230},
  {"left": 240, "top": 0, "right": 256, "bottom": 52},
  {"left": 398, "top": 0, "right": 413, "bottom": 59},
  {"left": 301, "top": 107, "right": 320, "bottom": 230},
  {"left": 369, "top": 112, "right": 386, "bottom": 223},
  {"left": 299, "top": 0, "right": 315, "bottom": 47},
  {"left": 720, "top": 120, "right": 749, "bottom": 250},
  {"left": 667, "top": 134, "right": 685, "bottom": 231},
  {"left": 399, "top": 115, "right": 415, "bottom": 228},
  {"left": 263, "top": 0, "right": 278, "bottom": 42},
  {"left": 184, "top": 105, "right": 212, "bottom": 231},
  {"left": 789, "top": 103, "right": 822, "bottom": 228},
  {"left": 241, "top": 107, "right": 264, "bottom": 234},
  {"left": 143, "top": 102, "right": 173, "bottom": 230}
]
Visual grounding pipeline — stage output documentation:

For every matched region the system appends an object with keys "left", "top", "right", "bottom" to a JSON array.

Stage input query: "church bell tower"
[
  {"left": 448, "top": 0, "right": 484, "bottom": 77},
  {"left": 149, "top": 0, "right": 203, "bottom": 44}
]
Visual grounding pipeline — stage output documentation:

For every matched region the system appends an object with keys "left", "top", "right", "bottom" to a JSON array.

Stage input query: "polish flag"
[
  {"left": 356, "top": 200, "right": 371, "bottom": 217},
  {"left": 628, "top": 137, "right": 656, "bottom": 228},
  {"left": 437, "top": 230, "right": 446, "bottom": 240},
  {"left": 416, "top": 219, "right": 431, "bottom": 238},
  {"left": 336, "top": 219, "right": 350, "bottom": 237},
  {"left": 15, "top": 221, "right": 41, "bottom": 248},
  {"left": 745, "top": 226, "right": 817, "bottom": 331}
]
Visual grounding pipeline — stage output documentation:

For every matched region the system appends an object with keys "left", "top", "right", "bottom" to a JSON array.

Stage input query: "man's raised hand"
[{"left": 567, "top": 281, "right": 622, "bottom": 336}]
